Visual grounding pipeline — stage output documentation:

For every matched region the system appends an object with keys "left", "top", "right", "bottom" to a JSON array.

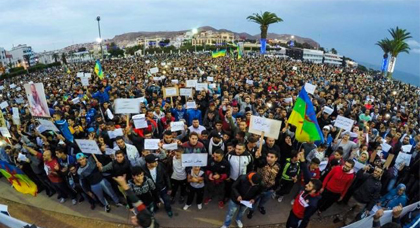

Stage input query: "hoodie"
[
  {"left": 322, "top": 165, "right": 355, "bottom": 197},
  {"left": 208, "top": 137, "right": 225, "bottom": 156}
]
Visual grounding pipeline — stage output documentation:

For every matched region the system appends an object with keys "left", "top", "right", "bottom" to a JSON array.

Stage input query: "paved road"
[{"left": 0, "top": 179, "right": 346, "bottom": 228}]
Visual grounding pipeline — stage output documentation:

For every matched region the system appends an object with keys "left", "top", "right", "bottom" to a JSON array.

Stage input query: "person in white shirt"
[
  {"left": 170, "top": 148, "right": 187, "bottom": 204},
  {"left": 188, "top": 118, "right": 206, "bottom": 135}
]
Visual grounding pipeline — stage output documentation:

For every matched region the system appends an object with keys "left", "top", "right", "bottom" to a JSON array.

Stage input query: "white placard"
[
  {"left": 186, "top": 80, "right": 197, "bottom": 88},
  {"left": 16, "top": 87, "right": 21, "bottom": 91},
  {"left": 144, "top": 139, "right": 160, "bottom": 150},
  {"left": 161, "top": 62, "right": 166, "bottom": 66},
  {"left": 10, "top": 84, "right": 16, "bottom": 89},
  {"left": 71, "top": 97, "right": 80, "bottom": 104},
  {"left": 77, "top": 72, "right": 84, "bottom": 78},
  {"left": 381, "top": 143, "right": 392, "bottom": 153},
  {"left": 0, "top": 86, "right": 4, "bottom": 90},
  {"left": 37, "top": 119, "right": 59, "bottom": 132},
  {"left": 84, "top": 73, "right": 92, "bottom": 78},
  {"left": 180, "top": 88, "right": 192, "bottom": 97},
  {"left": 164, "top": 87, "right": 178, "bottom": 97},
  {"left": 0, "top": 101, "right": 9, "bottom": 109},
  {"left": 323, "top": 106, "right": 334, "bottom": 115},
  {"left": 249, "top": 115, "right": 282, "bottom": 139},
  {"left": 170, "top": 121, "right": 185, "bottom": 132},
  {"left": 75, "top": 139, "right": 102, "bottom": 154},
  {"left": 107, "top": 128, "right": 124, "bottom": 139},
  {"left": 145, "top": 60, "right": 150, "bottom": 64},
  {"left": 186, "top": 102, "right": 197, "bottom": 109},
  {"left": 334, "top": 115, "right": 354, "bottom": 132},
  {"left": 304, "top": 83, "right": 316, "bottom": 95},
  {"left": 114, "top": 98, "right": 140, "bottom": 114},
  {"left": 246, "top": 79, "right": 254, "bottom": 85},
  {"left": 209, "top": 83, "right": 216, "bottom": 89},
  {"left": 153, "top": 77, "right": 161, "bottom": 81},
  {"left": 150, "top": 67, "right": 159, "bottom": 74},
  {"left": 207, "top": 77, "right": 214, "bottom": 82},
  {"left": 0, "top": 127, "right": 11, "bottom": 137},
  {"left": 401, "top": 145, "right": 412, "bottom": 153},
  {"left": 12, "top": 107, "right": 19, "bottom": 119},
  {"left": 353, "top": 160, "right": 366, "bottom": 172},
  {"left": 292, "top": 66, "right": 298, "bottom": 71},
  {"left": 81, "top": 77, "right": 89, "bottom": 86},
  {"left": 284, "top": 98, "right": 293, "bottom": 103},
  {"left": 319, "top": 160, "right": 328, "bottom": 172},
  {"left": 196, "top": 83, "right": 208, "bottom": 91},
  {"left": 181, "top": 153, "right": 208, "bottom": 167},
  {"left": 240, "top": 200, "right": 253, "bottom": 208},
  {"left": 133, "top": 114, "right": 148, "bottom": 129},
  {"left": 162, "top": 143, "right": 178, "bottom": 150},
  {"left": 171, "top": 80, "right": 179, "bottom": 84},
  {"left": 395, "top": 152, "right": 412, "bottom": 166},
  {"left": 105, "top": 148, "right": 117, "bottom": 155}
]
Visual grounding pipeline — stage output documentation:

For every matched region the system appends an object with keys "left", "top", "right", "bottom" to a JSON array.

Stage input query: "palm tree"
[
  {"left": 376, "top": 38, "right": 392, "bottom": 76},
  {"left": 247, "top": 11, "right": 283, "bottom": 54},
  {"left": 52, "top": 53, "right": 59, "bottom": 63},
  {"left": 386, "top": 27, "right": 412, "bottom": 78}
]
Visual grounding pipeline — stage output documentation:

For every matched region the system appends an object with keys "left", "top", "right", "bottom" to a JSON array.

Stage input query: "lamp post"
[
  {"left": 192, "top": 28, "right": 198, "bottom": 53},
  {"left": 96, "top": 16, "right": 104, "bottom": 59}
]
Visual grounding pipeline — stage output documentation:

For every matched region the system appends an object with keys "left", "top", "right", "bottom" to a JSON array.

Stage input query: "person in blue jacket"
[
  {"left": 53, "top": 111, "right": 74, "bottom": 143},
  {"left": 91, "top": 85, "right": 112, "bottom": 104},
  {"left": 186, "top": 106, "right": 202, "bottom": 126},
  {"left": 171, "top": 103, "right": 187, "bottom": 122},
  {"left": 379, "top": 183, "right": 408, "bottom": 209}
]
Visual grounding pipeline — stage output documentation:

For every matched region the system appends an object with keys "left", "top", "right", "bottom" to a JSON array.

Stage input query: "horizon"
[{"left": 1, "top": 0, "right": 419, "bottom": 82}]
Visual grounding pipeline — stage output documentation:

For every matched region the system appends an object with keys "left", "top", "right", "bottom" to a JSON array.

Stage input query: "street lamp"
[
  {"left": 96, "top": 16, "right": 104, "bottom": 59},
  {"left": 192, "top": 28, "right": 198, "bottom": 53}
]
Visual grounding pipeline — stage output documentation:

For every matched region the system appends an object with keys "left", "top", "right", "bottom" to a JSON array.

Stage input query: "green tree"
[
  {"left": 61, "top": 53, "right": 67, "bottom": 64},
  {"left": 247, "top": 11, "right": 283, "bottom": 53},
  {"left": 52, "top": 53, "right": 59, "bottom": 63},
  {"left": 386, "top": 27, "right": 412, "bottom": 78},
  {"left": 331, "top": 48, "right": 337, "bottom": 54},
  {"left": 376, "top": 38, "right": 392, "bottom": 76}
]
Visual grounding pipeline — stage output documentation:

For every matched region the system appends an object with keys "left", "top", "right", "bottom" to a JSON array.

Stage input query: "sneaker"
[
  {"left": 247, "top": 211, "right": 253, "bottom": 219},
  {"left": 291, "top": 199, "right": 294, "bottom": 205},
  {"left": 236, "top": 220, "right": 243, "bottom": 228},
  {"left": 277, "top": 196, "right": 284, "bottom": 203},
  {"left": 105, "top": 205, "right": 111, "bottom": 213},
  {"left": 179, "top": 197, "right": 185, "bottom": 204},
  {"left": 204, "top": 198, "right": 212, "bottom": 205},
  {"left": 258, "top": 207, "right": 266, "bottom": 215},
  {"left": 218, "top": 201, "right": 225, "bottom": 209},
  {"left": 197, "top": 204, "right": 202, "bottom": 210},
  {"left": 183, "top": 204, "right": 191, "bottom": 210},
  {"left": 115, "top": 203, "right": 124, "bottom": 207},
  {"left": 167, "top": 211, "right": 173, "bottom": 218},
  {"left": 59, "top": 198, "right": 66, "bottom": 204},
  {"left": 72, "top": 199, "right": 77, "bottom": 205}
]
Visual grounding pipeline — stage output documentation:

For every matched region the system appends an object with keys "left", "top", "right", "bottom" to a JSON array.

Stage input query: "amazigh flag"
[
  {"left": 237, "top": 45, "right": 243, "bottom": 59},
  {"left": 287, "top": 87, "right": 323, "bottom": 143},
  {"left": 94, "top": 60, "right": 104, "bottom": 80},
  {"left": 64, "top": 64, "right": 71, "bottom": 74},
  {"left": 0, "top": 160, "right": 38, "bottom": 196},
  {"left": 212, "top": 49, "right": 226, "bottom": 58}
]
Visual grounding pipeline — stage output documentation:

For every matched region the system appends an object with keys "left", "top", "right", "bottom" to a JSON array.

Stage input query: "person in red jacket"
[
  {"left": 317, "top": 159, "right": 355, "bottom": 214},
  {"left": 286, "top": 152, "right": 323, "bottom": 228}
]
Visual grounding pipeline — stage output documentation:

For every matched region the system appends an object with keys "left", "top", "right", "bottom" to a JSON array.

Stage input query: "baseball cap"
[
  {"left": 76, "top": 153, "right": 86, "bottom": 160},
  {"left": 145, "top": 154, "right": 158, "bottom": 164},
  {"left": 323, "top": 126, "right": 331, "bottom": 131}
]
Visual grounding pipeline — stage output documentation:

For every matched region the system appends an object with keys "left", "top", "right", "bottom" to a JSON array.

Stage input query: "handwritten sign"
[
  {"left": 84, "top": 73, "right": 92, "bottom": 78},
  {"left": 163, "top": 87, "right": 178, "bottom": 97},
  {"left": 181, "top": 153, "right": 208, "bottom": 167},
  {"left": 71, "top": 97, "right": 80, "bottom": 104},
  {"left": 10, "top": 84, "right": 16, "bottom": 89},
  {"left": 195, "top": 83, "right": 207, "bottom": 91},
  {"left": 395, "top": 152, "right": 412, "bottom": 167},
  {"left": 162, "top": 143, "right": 178, "bottom": 150},
  {"left": 401, "top": 145, "right": 412, "bottom": 153},
  {"left": 149, "top": 67, "right": 159, "bottom": 74},
  {"left": 37, "top": 119, "right": 59, "bottom": 132},
  {"left": 15, "top": 87, "right": 21, "bottom": 91},
  {"left": 171, "top": 80, "right": 179, "bottom": 84},
  {"left": 186, "top": 80, "right": 197, "bottom": 88},
  {"left": 105, "top": 148, "right": 117, "bottom": 155},
  {"left": 0, "top": 127, "right": 11, "bottom": 137},
  {"left": 114, "top": 98, "right": 140, "bottom": 114},
  {"left": 207, "top": 77, "right": 214, "bottom": 82},
  {"left": 170, "top": 121, "right": 185, "bottom": 132},
  {"left": 80, "top": 77, "right": 89, "bottom": 86},
  {"left": 0, "top": 101, "right": 9, "bottom": 109},
  {"left": 284, "top": 97, "right": 293, "bottom": 103},
  {"left": 180, "top": 88, "right": 192, "bottom": 97},
  {"left": 292, "top": 66, "right": 298, "bottom": 71},
  {"left": 381, "top": 143, "right": 392, "bottom": 153},
  {"left": 304, "top": 83, "right": 316, "bottom": 95},
  {"left": 144, "top": 139, "right": 160, "bottom": 150},
  {"left": 75, "top": 139, "right": 102, "bottom": 155},
  {"left": 133, "top": 114, "right": 148, "bottom": 129},
  {"left": 249, "top": 115, "right": 282, "bottom": 139},
  {"left": 334, "top": 115, "right": 354, "bottom": 132},
  {"left": 107, "top": 128, "right": 124, "bottom": 139},
  {"left": 77, "top": 72, "right": 84, "bottom": 78},
  {"left": 186, "top": 102, "right": 196, "bottom": 109},
  {"left": 209, "top": 83, "right": 216, "bottom": 89},
  {"left": 246, "top": 79, "right": 254, "bottom": 85},
  {"left": 323, "top": 106, "right": 334, "bottom": 115}
]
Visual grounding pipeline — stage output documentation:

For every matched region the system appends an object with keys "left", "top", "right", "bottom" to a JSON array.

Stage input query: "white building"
[
  {"left": 303, "top": 49, "right": 324, "bottom": 64},
  {"left": 0, "top": 47, "right": 7, "bottom": 67},
  {"left": 9, "top": 44, "right": 36, "bottom": 68},
  {"left": 36, "top": 51, "right": 57, "bottom": 64},
  {"left": 324, "top": 52, "right": 343, "bottom": 65}
]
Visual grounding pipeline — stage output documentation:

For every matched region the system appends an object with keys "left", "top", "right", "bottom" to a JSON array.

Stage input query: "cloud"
[{"left": 407, "top": 40, "right": 420, "bottom": 54}]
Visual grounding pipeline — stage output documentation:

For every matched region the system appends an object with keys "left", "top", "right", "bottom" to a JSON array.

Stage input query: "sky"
[{"left": 1, "top": 0, "right": 419, "bottom": 82}]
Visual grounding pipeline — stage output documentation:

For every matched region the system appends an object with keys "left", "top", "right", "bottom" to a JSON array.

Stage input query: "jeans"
[
  {"left": 90, "top": 179, "right": 119, "bottom": 206},
  {"left": 159, "top": 189, "right": 172, "bottom": 212},
  {"left": 223, "top": 199, "right": 248, "bottom": 227},
  {"left": 251, "top": 190, "right": 272, "bottom": 211}
]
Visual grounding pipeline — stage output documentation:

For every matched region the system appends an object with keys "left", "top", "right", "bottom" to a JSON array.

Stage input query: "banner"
[
  {"left": 260, "top": 38, "right": 267, "bottom": 54},
  {"left": 24, "top": 83, "right": 50, "bottom": 118},
  {"left": 0, "top": 160, "right": 38, "bottom": 196},
  {"left": 381, "top": 57, "right": 388, "bottom": 73}
]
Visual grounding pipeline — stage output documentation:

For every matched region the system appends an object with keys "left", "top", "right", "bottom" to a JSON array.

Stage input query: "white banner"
[
  {"left": 75, "top": 139, "right": 102, "bottom": 154},
  {"left": 248, "top": 115, "right": 282, "bottom": 139},
  {"left": 114, "top": 98, "right": 141, "bottom": 114},
  {"left": 181, "top": 153, "right": 208, "bottom": 167}
]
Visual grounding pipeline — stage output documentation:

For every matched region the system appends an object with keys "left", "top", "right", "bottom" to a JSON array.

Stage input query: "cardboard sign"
[
  {"left": 132, "top": 114, "right": 148, "bottom": 129},
  {"left": 150, "top": 67, "right": 159, "bottom": 74},
  {"left": 107, "top": 128, "right": 124, "bottom": 139},
  {"left": 323, "top": 106, "right": 334, "bottom": 115},
  {"left": 180, "top": 88, "right": 193, "bottom": 97},
  {"left": 75, "top": 139, "right": 102, "bottom": 154},
  {"left": 186, "top": 80, "right": 197, "bottom": 88},
  {"left": 114, "top": 98, "right": 141, "bottom": 114},
  {"left": 0, "top": 127, "right": 11, "bottom": 137},
  {"left": 186, "top": 102, "right": 197, "bottom": 109},
  {"left": 170, "top": 121, "right": 185, "bottom": 132},
  {"left": 249, "top": 115, "right": 282, "bottom": 139},
  {"left": 163, "top": 87, "right": 179, "bottom": 97},
  {"left": 181, "top": 153, "right": 208, "bottom": 167},
  {"left": 0, "top": 101, "right": 9, "bottom": 109},
  {"left": 304, "top": 83, "right": 316, "bottom": 95},
  {"left": 207, "top": 77, "right": 214, "bottom": 82},
  {"left": 37, "top": 119, "right": 59, "bottom": 132},
  {"left": 144, "top": 139, "right": 160, "bottom": 150},
  {"left": 334, "top": 115, "right": 354, "bottom": 132},
  {"left": 162, "top": 143, "right": 178, "bottom": 150},
  {"left": 195, "top": 83, "right": 208, "bottom": 91}
]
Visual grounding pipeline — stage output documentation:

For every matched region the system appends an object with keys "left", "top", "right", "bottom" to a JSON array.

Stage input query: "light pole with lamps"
[{"left": 96, "top": 16, "right": 104, "bottom": 59}]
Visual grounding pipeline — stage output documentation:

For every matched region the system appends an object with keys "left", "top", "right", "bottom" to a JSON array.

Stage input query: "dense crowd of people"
[{"left": 0, "top": 53, "right": 419, "bottom": 228}]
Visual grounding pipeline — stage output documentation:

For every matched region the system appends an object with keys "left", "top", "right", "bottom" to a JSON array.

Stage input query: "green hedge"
[{"left": 1, "top": 62, "right": 61, "bottom": 80}]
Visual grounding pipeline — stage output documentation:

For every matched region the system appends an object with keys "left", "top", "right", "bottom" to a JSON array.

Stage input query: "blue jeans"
[
  {"left": 252, "top": 190, "right": 272, "bottom": 212},
  {"left": 223, "top": 199, "right": 248, "bottom": 226},
  {"left": 90, "top": 179, "right": 119, "bottom": 206}
]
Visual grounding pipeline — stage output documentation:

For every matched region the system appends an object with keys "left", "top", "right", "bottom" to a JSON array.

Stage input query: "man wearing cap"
[
  {"left": 142, "top": 154, "right": 173, "bottom": 217},
  {"left": 220, "top": 172, "right": 264, "bottom": 228}
]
